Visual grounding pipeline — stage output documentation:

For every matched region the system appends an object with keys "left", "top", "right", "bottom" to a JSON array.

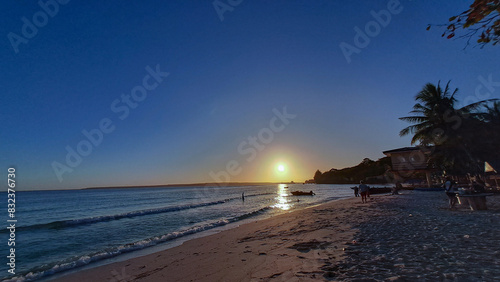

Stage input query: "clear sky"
[{"left": 1, "top": 0, "right": 499, "bottom": 190}]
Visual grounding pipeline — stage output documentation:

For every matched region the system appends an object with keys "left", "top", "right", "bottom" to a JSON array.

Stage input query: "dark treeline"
[
  {"left": 399, "top": 82, "right": 500, "bottom": 176},
  {"left": 313, "top": 157, "right": 391, "bottom": 184}
]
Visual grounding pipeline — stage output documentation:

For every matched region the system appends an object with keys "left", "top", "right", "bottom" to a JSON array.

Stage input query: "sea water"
[{"left": 0, "top": 184, "right": 357, "bottom": 281}]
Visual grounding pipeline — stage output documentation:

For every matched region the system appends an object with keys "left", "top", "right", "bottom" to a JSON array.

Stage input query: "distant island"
[{"left": 312, "top": 157, "right": 391, "bottom": 184}]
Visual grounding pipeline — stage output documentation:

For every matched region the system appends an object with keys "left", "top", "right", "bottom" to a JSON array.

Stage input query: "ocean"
[{"left": 1, "top": 184, "right": 357, "bottom": 281}]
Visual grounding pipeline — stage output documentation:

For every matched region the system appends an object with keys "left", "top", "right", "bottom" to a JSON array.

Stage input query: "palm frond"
[
  {"left": 412, "top": 103, "right": 430, "bottom": 112},
  {"left": 398, "top": 116, "right": 428, "bottom": 123},
  {"left": 399, "top": 127, "right": 411, "bottom": 137},
  {"left": 459, "top": 98, "right": 499, "bottom": 112}
]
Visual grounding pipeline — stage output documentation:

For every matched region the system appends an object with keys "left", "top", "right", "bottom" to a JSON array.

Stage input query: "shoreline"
[
  {"left": 52, "top": 196, "right": 368, "bottom": 281},
  {"left": 51, "top": 191, "right": 500, "bottom": 281},
  {"left": 7, "top": 185, "right": 357, "bottom": 281}
]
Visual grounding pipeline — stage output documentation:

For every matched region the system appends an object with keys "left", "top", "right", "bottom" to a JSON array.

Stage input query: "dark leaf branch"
[{"left": 428, "top": 0, "right": 500, "bottom": 48}]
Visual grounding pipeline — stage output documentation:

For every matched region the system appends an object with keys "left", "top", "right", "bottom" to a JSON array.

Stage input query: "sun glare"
[{"left": 277, "top": 164, "right": 285, "bottom": 172}]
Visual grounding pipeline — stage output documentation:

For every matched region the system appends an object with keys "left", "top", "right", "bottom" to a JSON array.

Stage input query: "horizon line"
[{"left": 14, "top": 181, "right": 303, "bottom": 192}]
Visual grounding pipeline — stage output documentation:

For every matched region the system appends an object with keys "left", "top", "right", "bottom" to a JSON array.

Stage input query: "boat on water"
[{"left": 291, "top": 191, "right": 315, "bottom": 196}]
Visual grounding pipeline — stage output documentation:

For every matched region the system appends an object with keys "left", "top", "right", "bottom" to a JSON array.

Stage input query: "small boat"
[{"left": 291, "top": 191, "right": 315, "bottom": 196}]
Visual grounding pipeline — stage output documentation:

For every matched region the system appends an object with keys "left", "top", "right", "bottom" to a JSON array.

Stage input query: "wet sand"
[{"left": 53, "top": 191, "right": 500, "bottom": 281}]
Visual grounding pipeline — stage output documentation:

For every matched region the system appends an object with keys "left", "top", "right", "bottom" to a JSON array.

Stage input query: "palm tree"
[
  {"left": 400, "top": 81, "right": 484, "bottom": 145},
  {"left": 483, "top": 101, "right": 500, "bottom": 124},
  {"left": 399, "top": 81, "right": 496, "bottom": 175},
  {"left": 484, "top": 101, "right": 500, "bottom": 159},
  {"left": 472, "top": 101, "right": 500, "bottom": 161}
]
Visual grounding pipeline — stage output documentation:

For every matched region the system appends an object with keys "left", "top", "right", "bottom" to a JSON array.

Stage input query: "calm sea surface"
[{"left": 1, "top": 184, "right": 359, "bottom": 281}]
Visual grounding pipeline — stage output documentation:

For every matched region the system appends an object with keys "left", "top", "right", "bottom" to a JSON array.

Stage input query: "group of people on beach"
[
  {"left": 353, "top": 176, "right": 488, "bottom": 208},
  {"left": 354, "top": 181, "right": 401, "bottom": 202},
  {"left": 443, "top": 176, "right": 488, "bottom": 209}
]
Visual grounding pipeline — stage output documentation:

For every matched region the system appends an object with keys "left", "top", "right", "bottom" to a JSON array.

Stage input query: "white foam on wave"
[
  {"left": 9, "top": 207, "right": 271, "bottom": 281},
  {"left": 12, "top": 198, "right": 235, "bottom": 232}
]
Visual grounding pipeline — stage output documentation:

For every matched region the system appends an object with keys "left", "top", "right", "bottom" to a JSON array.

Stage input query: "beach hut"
[{"left": 383, "top": 147, "right": 436, "bottom": 187}]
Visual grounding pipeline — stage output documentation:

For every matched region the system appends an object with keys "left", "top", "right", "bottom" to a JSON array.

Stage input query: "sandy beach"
[{"left": 53, "top": 191, "right": 500, "bottom": 281}]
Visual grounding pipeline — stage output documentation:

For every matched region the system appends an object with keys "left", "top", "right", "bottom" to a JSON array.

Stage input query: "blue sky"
[{"left": 1, "top": 0, "right": 499, "bottom": 190}]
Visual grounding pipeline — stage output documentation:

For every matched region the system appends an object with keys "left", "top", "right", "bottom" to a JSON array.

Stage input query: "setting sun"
[{"left": 277, "top": 164, "right": 285, "bottom": 172}]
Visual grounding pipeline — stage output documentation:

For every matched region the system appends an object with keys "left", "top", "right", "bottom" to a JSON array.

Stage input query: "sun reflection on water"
[{"left": 273, "top": 184, "right": 292, "bottom": 210}]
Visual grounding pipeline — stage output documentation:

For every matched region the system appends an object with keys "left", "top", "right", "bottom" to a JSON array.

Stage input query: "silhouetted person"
[
  {"left": 393, "top": 182, "right": 402, "bottom": 195},
  {"left": 353, "top": 186, "right": 359, "bottom": 197},
  {"left": 472, "top": 180, "right": 485, "bottom": 193},
  {"left": 359, "top": 181, "right": 369, "bottom": 203},
  {"left": 444, "top": 177, "right": 456, "bottom": 209}
]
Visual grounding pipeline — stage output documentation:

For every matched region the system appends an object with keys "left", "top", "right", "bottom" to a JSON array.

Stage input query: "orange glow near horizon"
[
  {"left": 250, "top": 146, "right": 311, "bottom": 183},
  {"left": 195, "top": 145, "right": 320, "bottom": 184},
  {"left": 272, "top": 159, "right": 289, "bottom": 182}
]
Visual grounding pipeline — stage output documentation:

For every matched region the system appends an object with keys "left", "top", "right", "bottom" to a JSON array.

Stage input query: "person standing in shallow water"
[
  {"left": 443, "top": 177, "right": 456, "bottom": 209},
  {"left": 359, "top": 181, "right": 369, "bottom": 203},
  {"left": 354, "top": 186, "right": 359, "bottom": 197}
]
